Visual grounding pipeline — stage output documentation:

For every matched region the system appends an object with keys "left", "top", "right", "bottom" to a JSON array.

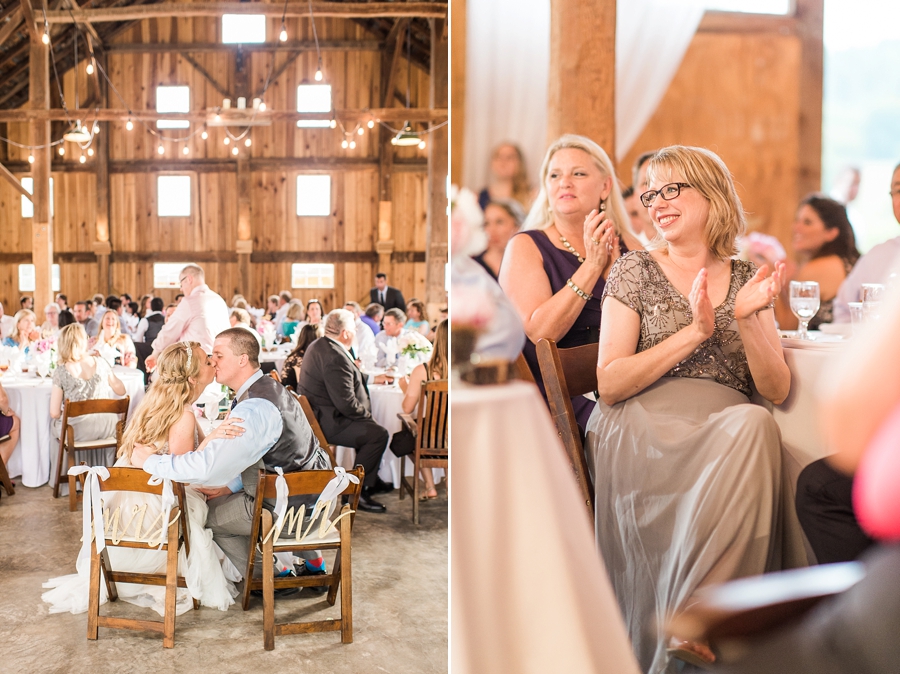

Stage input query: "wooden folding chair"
[
  {"left": 0, "top": 433, "right": 14, "bottom": 496},
  {"left": 290, "top": 390, "right": 337, "bottom": 467},
  {"left": 268, "top": 369, "right": 282, "bottom": 383},
  {"left": 242, "top": 466, "right": 364, "bottom": 650},
  {"left": 515, "top": 351, "right": 536, "bottom": 384},
  {"left": 53, "top": 397, "right": 130, "bottom": 511},
  {"left": 536, "top": 338, "right": 598, "bottom": 522},
  {"left": 87, "top": 467, "right": 198, "bottom": 648},
  {"left": 398, "top": 379, "right": 448, "bottom": 524}
]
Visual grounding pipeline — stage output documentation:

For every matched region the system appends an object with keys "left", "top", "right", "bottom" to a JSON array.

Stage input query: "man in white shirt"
[
  {"left": 273, "top": 290, "right": 292, "bottom": 337},
  {"left": 145, "top": 264, "right": 230, "bottom": 370},
  {"left": 133, "top": 298, "right": 165, "bottom": 343},
  {"left": 373, "top": 308, "right": 408, "bottom": 368},
  {"left": 833, "top": 163, "right": 900, "bottom": 322},
  {"left": 0, "top": 303, "right": 15, "bottom": 339},
  {"left": 344, "top": 301, "right": 375, "bottom": 357}
]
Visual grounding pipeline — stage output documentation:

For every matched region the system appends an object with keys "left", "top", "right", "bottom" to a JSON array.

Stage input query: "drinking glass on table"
[
  {"left": 790, "top": 281, "right": 820, "bottom": 340},
  {"left": 861, "top": 283, "right": 886, "bottom": 323}
]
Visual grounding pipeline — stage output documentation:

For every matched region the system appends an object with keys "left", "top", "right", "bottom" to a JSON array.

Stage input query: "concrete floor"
[{"left": 0, "top": 483, "right": 448, "bottom": 673}]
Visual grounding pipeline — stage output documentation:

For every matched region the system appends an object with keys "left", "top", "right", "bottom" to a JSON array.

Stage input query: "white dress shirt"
[
  {"left": 151, "top": 283, "right": 231, "bottom": 354},
  {"left": 833, "top": 236, "right": 900, "bottom": 323},
  {"left": 133, "top": 310, "right": 163, "bottom": 343},
  {"left": 273, "top": 303, "right": 290, "bottom": 337},
  {"left": 353, "top": 317, "right": 375, "bottom": 357}
]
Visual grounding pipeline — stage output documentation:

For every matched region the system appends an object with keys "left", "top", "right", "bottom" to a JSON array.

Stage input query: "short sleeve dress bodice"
[
  {"left": 585, "top": 250, "right": 805, "bottom": 673},
  {"left": 50, "top": 358, "right": 118, "bottom": 444}
]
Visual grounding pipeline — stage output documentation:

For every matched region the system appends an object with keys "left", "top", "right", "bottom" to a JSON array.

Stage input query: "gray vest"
[{"left": 238, "top": 374, "right": 330, "bottom": 503}]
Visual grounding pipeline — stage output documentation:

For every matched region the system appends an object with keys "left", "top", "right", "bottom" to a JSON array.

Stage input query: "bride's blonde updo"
[{"left": 119, "top": 341, "right": 202, "bottom": 460}]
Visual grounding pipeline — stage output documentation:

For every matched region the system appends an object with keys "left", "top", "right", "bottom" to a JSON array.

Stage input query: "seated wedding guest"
[
  {"left": 273, "top": 290, "right": 292, "bottom": 335},
  {"left": 138, "top": 293, "right": 154, "bottom": 318},
  {"left": 131, "top": 328, "right": 331, "bottom": 576},
  {"left": 263, "top": 294, "right": 279, "bottom": 321},
  {"left": 500, "top": 134, "right": 640, "bottom": 430},
  {"left": 92, "top": 309, "right": 137, "bottom": 368},
  {"left": 174, "top": 293, "right": 184, "bottom": 304},
  {"left": 363, "top": 303, "right": 383, "bottom": 334},
  {"left": 133, "top": 297, "right": 165, "bottom": 344},
  {"left": 299, "top": 299, "right": 324, "bottom": 332},
  {"left": 833, "top": 161, "right": 900, "bottom": 322},
  {"left": 754, "top": 194, "right": 859, "bottom": 330},
  {"left": 164, "top": 303, "right": 177, "bottom": 322},
  {"left": 55, "top": 294, "right": 75, "bottom": 329},
  {"left": 41, "top": 303, "right": 61, "bottom": 338},
  {"left": 0, "top": 382, "right": 21, "bottom": 475},
  {"left": 374, "top": 308, "right": 408, "bottom": 368},
  {"left": 50, "top": 324, "right": 126, "bottom": 453},
  {"left": 122, "top": 301, "right": 140, "bottom": 335},
  {"left": 280, "top": 324, "right": 319, "bottom": 390},
  {"left": 229, "top": 307, "right": 262, "bottom": 346},
  {"left": 281, "top": 300, "right": 305, "bottom": 339},
  {"left": 2, "top": 309, "right": 40, "bottom": 354},
  {"left": 398, "top": 319, "right": 448, "bottom": 500},
  {"left": 471, "top": 199, "right": 525, "bottom": 281},
  {"left": 477, "top": 142, "right": 534, "bottom": 211},
  {"left": 299, "top": 310, "right": 392, "bottom": 513},
  {"left": 622, "top": 186, "right": 655, "bottom": 246},
  {"left": 0, "top": 302, "right": 15, "bottom": 339},
  {"left": 588, "top": 145, "right": 792, "bottom": 671},
  {"left": 73, "top": 301, "right": 99, "bottom": 338},
  {"left": 344, "top": 301, "right": 375, "bottom": 356},
  {"left": 43, "top": 341, "right": 244, "bottom": 614},
  {"left": 92, "top": 294, "right": 107, "bottom": 323},
  {"left": 20, "top": 296, "right": 33, "bottom": 311},
  {"left": 631, "top": 150, "right": 659, "bottom": 243},
  {"left": 405, "top": 299, "right": 432, "bottom": 339}
]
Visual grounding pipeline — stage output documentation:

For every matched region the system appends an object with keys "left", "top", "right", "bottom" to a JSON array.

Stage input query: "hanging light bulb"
[
  {"left": 279, "top": 26, "right": 288, "bottom": 42},
  {"left": 214, "top": 113, "right": 221, "bottom": 122},
  {"left": 367, "top": 119, "right": 375, "bottom": 129},
  {"left": 231, "top": 146, "right": 239, "bottom": 156},
  {"left": 341, "top": 139, "right": 349, "bottom": 149},
  {"left": 27, "top": 155, "right": 34, "bottom": 164},
  {"left": 258, "top": 101, "right": 266, "bottom": 112},
  {"left": 329, "top": 119, "right": 336, "bottom": 129},
  {"left": 357, "top": 127, "right": 364, "bottom": 136},
  {"left": 314, "top": 68, "right": 323, "bottom": 82},
  {"left": 87, "top": 148, "right": 94, "bottom": 157},
  {"left": 201, "top": 129, "right": 208, "bottom": 140},
  {"left": 79, "top": 154, "right": 86, "bottom": 164},
  {"left": 183, "top": 146, "right": 190, "bottom": 155},
  {"left": 125, "top": 119, "right": 133, "bottom": 131},
  {"left": 58, "top": 146, "right": 65, "bottom": 156},
  {"left": 41, "top": 30, "right": 50, "bottom": 45},
  {"left": 86, "top": 61, "right": 94, "bottom": 75},
  {"left": 93, "top": 123, "right": 99, "bottom": 135},
  {"left": 158, "top": 144, "right": 165, "bottom": 155},
  {"left": 418, "top": 139, "right": 426, "bottom": 150},
  {"left": 349, "top": 140, "right": 356, "bottom": 150},
  {"left": 223, "top": 137, "right": 230, "bottom": 145},
  {"left": 244, "top": 138, "right": 251, "bottom": 147}
]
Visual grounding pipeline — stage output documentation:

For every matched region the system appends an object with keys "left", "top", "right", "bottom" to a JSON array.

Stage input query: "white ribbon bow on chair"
[
  {"left": 315, "top": 466, "right": 360, "bottom": 520},
  {"left": 147, "top": 475, "right": 176, "bottom": 550},
  {"left": 68, "top": 465, "right": 110, "bottom": 561},
  {"left": 271, "top": 467, "right": 290, "bottom": 536}
]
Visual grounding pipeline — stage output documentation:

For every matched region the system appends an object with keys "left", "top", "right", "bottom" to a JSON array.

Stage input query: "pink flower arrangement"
[
  {"left": 256, "top": 319, "right": 275, "bottom": 335},
  {"left": 35, "top": 335, "right": 57, "bottom": 354},
  {"left": 450, "top": 284, "right": 494, "bottom": 331}
]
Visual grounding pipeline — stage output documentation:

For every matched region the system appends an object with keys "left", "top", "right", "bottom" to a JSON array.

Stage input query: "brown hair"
[
  {"left": 429, "top": 319, "right": 448, "bottom": 380},
  {"left": 217, "top": 327, "right": 260, "bottom": 367},
  {"left": 799, "top": 193, "right": 860, "bottom": 267}
]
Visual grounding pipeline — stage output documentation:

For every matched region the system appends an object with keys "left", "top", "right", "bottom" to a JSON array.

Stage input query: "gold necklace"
[{"left": 558, "top": 236, "right": 584, "bottom": 264}]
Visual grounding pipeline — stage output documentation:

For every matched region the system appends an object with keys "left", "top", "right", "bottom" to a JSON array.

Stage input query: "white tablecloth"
[
  {"left": 4, "top": 366, "right": 145, "bottom": 487},
  {"left": 259, "top": 346, "right": 292, "bottom": 376},
  {"left": 451, "top": 381, "right": 640, "bottom": 674}
]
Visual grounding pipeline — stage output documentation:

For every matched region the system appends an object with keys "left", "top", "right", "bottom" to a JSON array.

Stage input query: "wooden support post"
[
  {"left": 425, "top": 19, "right": 448, "bottom": 310},
  {"left": 547, "top": 0, "right": 616, "bottom": 157},
  {"left": 94, "top": 53, "right": 111, "bottom": 295},
  {"left": 234, "top": 49, "right": 253, "bottom": 302},
  {"left": 449, "top": 0, "right": 464, "bottom": 186},
  {"left": 29, "top": 11, "right": 52, "bottom": 323},
  {"left": 796, "top": 0, "right": 823, "bottom": 198}
]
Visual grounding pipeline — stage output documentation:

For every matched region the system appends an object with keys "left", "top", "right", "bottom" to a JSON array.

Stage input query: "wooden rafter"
[
  {"left": 179, "top": 51, "right": 230, "bottom": 98},
  {"left": 0, "top": 159, "right": 32, "bottom": 200},
  {"left": 44, "top": 2, "right": 447, "bottom": 23},
  {"left": 18, "top": 0, "right": 39, "bottom": 41},
  {"left": 0, "top": 107, "right": 447, "bottom": 122},
  {"left": 0, "top": 8, "right": 23, "bottom": 47},
  {"left": 382, "top": 18, "right": 407, "bottom": 108},
  {"left": 107, "top": 40, "right": 383, "bottom": 53}
]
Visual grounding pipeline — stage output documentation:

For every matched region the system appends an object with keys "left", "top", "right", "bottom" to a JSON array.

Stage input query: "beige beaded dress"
[{"left": 585, "top": 250, "right": 795, "bottom": 674}]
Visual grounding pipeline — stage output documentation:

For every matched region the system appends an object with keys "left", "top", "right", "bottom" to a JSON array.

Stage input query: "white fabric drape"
[{"left": 462, "top": 0, "right": 705, "bottom": 190}]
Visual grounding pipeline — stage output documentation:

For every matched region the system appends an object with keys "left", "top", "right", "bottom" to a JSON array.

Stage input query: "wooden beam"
[
  {"left": 0, "top": 157, "right": 428, "bottom": 173},
  {"left": 450, "top": 0, "right": 465, "bottom": 186},
  {"left": 30, "top": 27, "right": 53, "bottom": 323},
  {"left": 45, "top": 2, "right": 448, "bottom": 23},
  {"left": 0, "top": 160, "right": 32, "bottom": 200},
  {"left": 547, "top": 0, "right": 616, "bottom": 156},
  {"left": 62, "top": 0, "right": 102, "bottom": 45},
  {"left": 179, "top": 51, "right": 230, "bottom": 98},
  {"left": 382, "top": 19, "right": 408, "bottom": 108},
  {"left": 0, "top": 8, "right": 23, "bottom": 47},
  {"left": 94, "top": 51, "right": 110, "bottom": 295},
  {"left": 106, "top": 40, "right": 383, "bottom": 53},
  {"left": 425, "top": 18, "right": 448, "bottom": 308},
  {"left": 0, "top": 107, "right": 448, "bottom": 123},
  {"left": 0, "top": 252, "right": 97, "bottom": 263},
  {"left": 796, "top": 0, "right": 823, "bottom": 198},
  {"left": 698, "top": 10, "right": 799, "bottom": 35},
  {"left": 18, "top": 0, "right": 39, "bottom": 42}
]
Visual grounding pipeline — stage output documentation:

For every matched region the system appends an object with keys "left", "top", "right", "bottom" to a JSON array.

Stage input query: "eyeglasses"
[
  {"left": 178, "top": 277, "right": 187, "bottom": 285},
  {"left": 640, "top": 182, "right": 692, "bottom": 208},
  {"left": 890, "top": 189, "right": 900, "bottom": 198}
]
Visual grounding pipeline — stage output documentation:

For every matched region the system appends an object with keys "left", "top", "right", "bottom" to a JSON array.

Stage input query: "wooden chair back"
[
  {"left": 515, "top": 352, "right": 536, "bottom": 384},
  {"left": 87, "top": 466, "right": 197, "bottom": 648},
  {"left": 0, "top": 451, "right": 13, "bottom": 497},
  {"left": 289, "top": 390, "right": 337, "bottom": 467},
  {"left": 242, "top": 466, "right": 365, "bottom": 649},
  {"left": 398, "top": 379, "right": 448, "bottom": 523},
  {"left": 268, "top": 369, "right": 281, "bottom": 383},
  {"left": 53, "top": 396, "right": 131, "bottom": 511},
  {"left": 535, "top": 338, "right": 597, "bottom": 522}
]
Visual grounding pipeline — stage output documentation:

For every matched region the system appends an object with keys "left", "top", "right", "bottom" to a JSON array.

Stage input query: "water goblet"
[{"left": 789, "top": 281, "right": 820, "bottom": 340}]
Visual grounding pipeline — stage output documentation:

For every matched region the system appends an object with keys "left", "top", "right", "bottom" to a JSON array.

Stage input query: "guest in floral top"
[
  {"left": 1, "top": 309, "right": 40, "bottom": 353},
  {"left": 280, "top": 324, "right": 319, "bottom": 389}
]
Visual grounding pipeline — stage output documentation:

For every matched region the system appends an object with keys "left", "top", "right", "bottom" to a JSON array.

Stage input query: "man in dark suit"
[
  {"left": 299, "top": 309, "right": 391, "bottom": 513},
  {"left": 369, "top": 272, "right": 406, "bottom": 312}
]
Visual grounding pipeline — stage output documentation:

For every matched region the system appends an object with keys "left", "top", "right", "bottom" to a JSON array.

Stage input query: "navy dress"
[{"left": 519, "top": 230, "right": 618, "bottom": 432}]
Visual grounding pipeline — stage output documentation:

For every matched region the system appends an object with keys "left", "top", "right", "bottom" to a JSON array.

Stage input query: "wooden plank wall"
[
  {"left": 619, "top": 9, "right": 821, "bottom": 254},
  {"left": 0, "top": 14, "right": 433, "bottom": 313}
]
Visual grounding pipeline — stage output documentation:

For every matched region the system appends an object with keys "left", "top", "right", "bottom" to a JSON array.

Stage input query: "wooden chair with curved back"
[
  {"left": 515, "top": 352, "right": 536, "bottom": 385},
  {"left": 398, "top": 379, "right": 449, "bottom": 524},
  {"left": 268, "top": 369, "right": 281, "bottom": 383},
  {"left": 535, "top": 338, "right": 598, "bottom": 523},
  {"left": 289, "top": 390, "right": 337, "bottom": 468}
]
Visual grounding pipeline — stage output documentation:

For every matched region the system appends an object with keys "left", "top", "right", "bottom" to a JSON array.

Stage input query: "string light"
[
  {"left": 27, "top": 155, "right": 34, "bottom": 164},
  {"left": 341, "top": 139, "right": 349, "bottom": 149},
  {"left": 258, "top": 101, "right": 266, "bottom": 112},
  {"left": 314, "top": 67, "right": 323, "bottom": 82},
  {"left": 86, "top": 61, "right": 94, "bottom": 75},
  {"left": 41, "top": 31, "right": 50, "bottom": 45},
  {"left": 367, "top": 119, "right": 374, "bottom": 129},
  {"left": 214, "top": 113, "right": 221, "bottom": 122},
  {"left": 201, "top": 129, "right": 208, "bottom": 140},
  {"left": 231, "top": 146, "right": 239, "bottom": 156},
  {"left": 244, "top": 138, "right": 251, "bottom": 147},
  {"left": 357, "top": 127, "right": 364, "bottom": 136},
  {"left": 87, "top": 148, "right": 94, "bottom": 157},
  {"left": 329, "top": 119, "right": 336, "bottom": 129},
  {"left": 418, "top": 140, "right": 426, "bottom": 150},
  {"left": 93, "top": 123, "right": 99, "bottom": 135},
  {"left": 79, "top": 154, "right": 86, "bottom": 163},
  {"left": 349, "top": 140, "right": 356, "bottom": 150},
  {"left": 223, "top": 137, "right": 230, "bottom": 145},
  {"left": 183, "top": 146, "right": 190, "bottom": 155},
  {"left": 279, "top": 27, "right": 288, "bottom": 42},
  {"left": 58, "top": 146, "right": 65, "bottom": 156},
  {"left": 157, "top": 144, "right": 165, "bottom": 155},
  {"left": 125, "top": 119, "right": 133, "bottom": 131}
]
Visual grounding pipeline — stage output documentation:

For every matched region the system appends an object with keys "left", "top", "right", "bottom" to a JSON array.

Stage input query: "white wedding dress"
[{"left": 42, "top": 455, "right": 242, "bottom": 617}]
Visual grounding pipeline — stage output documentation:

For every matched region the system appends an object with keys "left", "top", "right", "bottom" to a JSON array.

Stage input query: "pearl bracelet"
[{"left": 566, "top": 278, "right": 593, "bottom": 302}]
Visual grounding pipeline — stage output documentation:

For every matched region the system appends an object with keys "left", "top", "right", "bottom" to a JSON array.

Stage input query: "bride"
[{"left": 43, "top": 341, "right": 246, "bottom": 616}]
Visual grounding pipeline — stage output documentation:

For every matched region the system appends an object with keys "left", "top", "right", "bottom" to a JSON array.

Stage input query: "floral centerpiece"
[
  {"left": 33, "top": 335, "right": 58, "bottom": 377},
  {"left": 396, "top": 331, "right": 433, "bottom": 375},
  {"left": 256, "top": 319, "right": 277, "bottom": 349}
]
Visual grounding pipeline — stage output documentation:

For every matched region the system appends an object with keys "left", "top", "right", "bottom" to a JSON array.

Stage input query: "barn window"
[
  {"left": 296, "top": 175, "right": 331, "bottom": 216},
  {"left": 18, "top": 264, "right": 60, "bottom": 292},
  {"left": 156, "top": 85, "right": 190, "bottom": 129},
  {"left": 153, "top": 263, "right": 194, "bottom": 289},
  {"left": 291, "top": 264, "right": 334, "bottom": 289},
  {"left": 157, "top": 175, "right": 192, "bottom": 217},
  {"left": 296, "top": 84, "right": 332, "bottom": 128},
  {"left": 222, "top": 14, "right": 266, "bottom": 44},
  {"left": 20, "top": 177, "right": 54, "bottom": 218},
  {"left": 704, "top": 0, "right": 790, "bottom": 13}
]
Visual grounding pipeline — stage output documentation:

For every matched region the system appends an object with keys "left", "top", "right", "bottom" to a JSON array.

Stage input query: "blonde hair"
[
  {"left": 10, "top": 309, "right": 37, "bottom": 344},
  {"left": 523, "top": 134, "right": 632, "bottom": 241},
  {"left": 57, "top": 323, "right": 88, "bottom": 363},
  {"left": 430, "top": 319, "right": 448, "bottom": 380},
  {"left": 119, "top": 341, "right": 202, "bottom": 460},
  {"left": 286, "top": 299, "right": 305, "bottom": 322},
  {"left": 230, "top": 307, "right": 251, "bottom": 325},
  {"left": 645, "top": 145, "right": 746, "bottom": 260},
  {"left": 96, "top": 311, "right": 125, "bottom": 349}
]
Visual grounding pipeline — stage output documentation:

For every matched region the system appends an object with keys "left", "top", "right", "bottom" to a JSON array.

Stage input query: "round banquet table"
[
  {"left": 451, "top": 381, "right": 640, "bottom": 674},
  {"left": 258, "top": 345, "right": 291, "bottom": 377},
  {"left": 3, "top": 365, "right": 146, "bottom": 488}
]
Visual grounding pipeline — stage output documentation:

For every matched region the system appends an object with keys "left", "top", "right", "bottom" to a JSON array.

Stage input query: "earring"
[{"left": 599, "top": 199, "right": 606, "bottom": 212}]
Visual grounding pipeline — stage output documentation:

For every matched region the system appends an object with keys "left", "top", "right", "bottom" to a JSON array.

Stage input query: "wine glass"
[
  {"left": 789, "top": 281, "right": 820, "bottom": 340},
  {"left": 860, "top": 283, "right": 886, "bottom": 322}
]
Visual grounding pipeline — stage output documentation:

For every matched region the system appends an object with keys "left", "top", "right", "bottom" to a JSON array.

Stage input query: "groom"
[{"left": 131, "top": 327, "right": 331, "bottom": 574}]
